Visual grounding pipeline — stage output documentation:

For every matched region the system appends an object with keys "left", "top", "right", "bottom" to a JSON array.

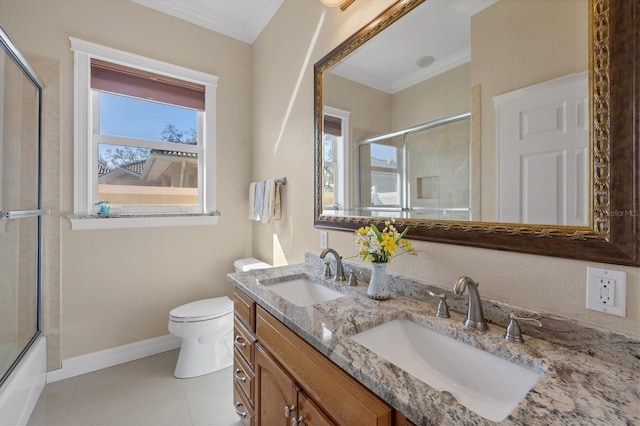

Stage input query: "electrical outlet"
[
  {"left": 586, "top": 267, "right": 626, "bottom": 317},
  {"left": 320, "top": 231, "right": 328, "bottom": 249},
  {"left": 597, "top": 277, "right": 615, "bottom": 305}
]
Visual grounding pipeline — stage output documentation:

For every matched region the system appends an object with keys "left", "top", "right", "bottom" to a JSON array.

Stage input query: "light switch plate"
[{"left": 586, "top": 267, "right": 626, "bottom": 317}]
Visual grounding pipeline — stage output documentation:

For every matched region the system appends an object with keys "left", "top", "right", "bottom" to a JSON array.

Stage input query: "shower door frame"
[
  {"left": 0, "top": 23, "right": 45, "bottom": 388},
  {"left": 356, "top": 111, "right": 471, "bottom": 217}
]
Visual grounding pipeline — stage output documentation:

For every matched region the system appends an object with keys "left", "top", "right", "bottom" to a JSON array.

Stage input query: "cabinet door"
[
  {"left": 295, "top": 391, "right": 335, "bottom": 426},
  {"left": 255, "top": 344, "right": 297, "bottom": 426}
]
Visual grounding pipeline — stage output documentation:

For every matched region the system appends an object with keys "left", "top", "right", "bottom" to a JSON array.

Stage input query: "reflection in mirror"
[
  {"left": 314, "top": 0, "right": 639, "bottom": 266},
  {"left": 320, "top": 0, "right": 588, "bottom": 226},
  {"left": 324, "top": 112, "right": 473, "bottom": 220}
]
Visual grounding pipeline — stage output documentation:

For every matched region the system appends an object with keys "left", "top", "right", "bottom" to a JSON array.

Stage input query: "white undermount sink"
[
  {"left": 260, "top": 275, "right": 345, "bottom": 307},
  {"left": 351, "top": 318, "right": 543, "bottom": 422}
]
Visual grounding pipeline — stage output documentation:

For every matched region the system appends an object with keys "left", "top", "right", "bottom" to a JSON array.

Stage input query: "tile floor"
[{"left": 27, "top": 350, "right": 243, "bottom": 426}]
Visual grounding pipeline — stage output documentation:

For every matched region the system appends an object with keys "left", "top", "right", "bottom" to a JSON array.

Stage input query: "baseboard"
[{"left": 46, "top": 334, "right": 181, "bottom": 383}]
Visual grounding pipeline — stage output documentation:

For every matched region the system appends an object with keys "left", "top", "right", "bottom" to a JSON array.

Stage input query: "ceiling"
[
  {"left": 131, "top": 0, "right": 495, "bottom": 92},
  {"left": 131, "top": 0, "right": 284, "bottom": 44},
  {"left": 330, "top": 0, "right": 497, "bottom": 94}
]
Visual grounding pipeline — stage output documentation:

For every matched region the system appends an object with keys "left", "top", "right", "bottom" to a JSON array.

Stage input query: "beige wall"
[
  {"left": 0, "top": 0, "right": 254, "bottom": 360},
  {"left": 252, "top": 0, "right": 639, "bottom": 338}
]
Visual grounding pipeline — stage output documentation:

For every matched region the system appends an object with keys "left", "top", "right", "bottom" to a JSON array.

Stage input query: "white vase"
[{"left": 367, "top": 262, "right": 391, "bottom": 300}]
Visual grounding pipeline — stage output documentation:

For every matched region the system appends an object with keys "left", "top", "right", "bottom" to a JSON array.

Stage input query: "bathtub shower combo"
[{"left": 0, "top": 23, "right": 47, "bottom": 425}]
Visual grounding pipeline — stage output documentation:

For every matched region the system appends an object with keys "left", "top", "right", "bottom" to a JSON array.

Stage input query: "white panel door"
[{"left": 494, "top": 72, "right": 588, "bottom": 225}]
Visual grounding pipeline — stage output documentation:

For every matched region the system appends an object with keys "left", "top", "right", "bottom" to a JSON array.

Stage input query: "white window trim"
[
  {"left": 69, "top": 37, "right": 219, "bottom": 230},
  {"left": 323, "top": 106, "right": 350, "bottom": 210}
]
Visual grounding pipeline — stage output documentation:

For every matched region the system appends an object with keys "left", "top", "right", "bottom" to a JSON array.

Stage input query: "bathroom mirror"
[{"left": 314, "top": 0, "right": 639, "bottom": 266}]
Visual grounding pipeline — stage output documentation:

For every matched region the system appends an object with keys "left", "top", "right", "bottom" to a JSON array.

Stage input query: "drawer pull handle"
[
  {"left": 234, "top": 335, "right": 247, "bottom": 348},
  {"left": 284, "top": 404, "right": 296, "bottom": 418},
  {"left": 292, "top": 415, "right": 304, "bottom": 426},
  {"left": 234, "top": 368, "right": 247, "bottom": 382},
  {"left": 234, "top": 401, "right": 248, "bottom": 417}
]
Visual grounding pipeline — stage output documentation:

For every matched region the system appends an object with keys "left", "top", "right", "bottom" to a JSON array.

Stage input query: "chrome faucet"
[
  {"left": 426, "top": 289, "right": 450, "bottom": 318},
  {"left": 453, "top": 276, "right": 488, "bottom": 331},
  {"left": 504, "top": 313, "right": 542, "bottom": 343},
  {"left": 320, "top": 248, "right": 347, "bottom": 282}
]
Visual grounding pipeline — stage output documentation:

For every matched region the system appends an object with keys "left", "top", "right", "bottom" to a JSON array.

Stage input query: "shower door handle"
[{"left": 1, "top": 208, "right": 50, "bottom": 219}]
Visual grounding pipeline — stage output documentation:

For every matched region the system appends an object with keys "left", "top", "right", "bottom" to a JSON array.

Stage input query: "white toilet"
[
  {"left": 233, "top": 257, "right": 271, "bottom": 272},
  {"left": 168, "top": 258, "right": 271, "bottom": 378},
  {"left": 168, "top": 297, "right": 234, "bottom": 378}
]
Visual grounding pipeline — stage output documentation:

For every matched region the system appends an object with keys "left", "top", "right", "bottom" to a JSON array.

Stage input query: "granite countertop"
[{"left": 227, "top": 255, "right": 640, "bottom": 425}]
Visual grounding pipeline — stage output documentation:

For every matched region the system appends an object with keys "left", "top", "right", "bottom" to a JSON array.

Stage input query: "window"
[
  {"left": 322, "top": 106, "right": 350, "bottom": 210},
  {"left": 70, "top": 38, "right": 219, "bottom": 229},
  {"left": 358, "top": 140, "right": 401, "bottom": 208},
  {"left": 369, "top": 143, "right": 400, "bottom": 206}
]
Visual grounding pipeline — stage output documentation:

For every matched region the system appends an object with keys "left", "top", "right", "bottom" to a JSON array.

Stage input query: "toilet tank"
[{"left": 234, "top": 257, "right": 271, "bottom": 273}]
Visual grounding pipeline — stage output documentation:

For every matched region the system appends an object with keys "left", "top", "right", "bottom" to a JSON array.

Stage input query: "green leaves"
[{"left": 371, "top": 223, "right": 383, "bottom": 242}]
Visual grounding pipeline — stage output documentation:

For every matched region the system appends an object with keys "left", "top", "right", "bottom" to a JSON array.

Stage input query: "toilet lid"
[{"left": 169, "top": 297, "right": 233, "bottom": 322}]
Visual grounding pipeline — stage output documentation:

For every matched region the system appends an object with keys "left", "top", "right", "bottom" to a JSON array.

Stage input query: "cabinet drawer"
[
  {"left": 233, "top": 351, "right": 254, "bottom": 406},
  {"left": 256, "top": 306, "right": 392, "bottom": 425},
  {"left": 234, "top": 318, "right": 256, "bottom": 366},
  {"left": 234, "top": 290, "right": 255, "bottom": 331},
  {"left": 233, "top": 383, "right": 254, "bottom": 426}
]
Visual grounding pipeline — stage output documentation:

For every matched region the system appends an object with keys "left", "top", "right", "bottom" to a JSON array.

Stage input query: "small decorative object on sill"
[
  {"left": 355, "top": 218, "right": 416, "bottom": 300},
  {"left": 94, "top": 200, "right": 110, "bottom": 215}
]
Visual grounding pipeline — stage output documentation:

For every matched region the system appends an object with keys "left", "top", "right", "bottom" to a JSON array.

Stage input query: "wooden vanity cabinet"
[
  {"left": 234, "top": 319, "right": 256, "bottom": 367},
  {"left": 255, "top": 344, "right": 298, "bottom": 425},
  {"left": 233, "top": 289, "right": 410, "bottom": 426},
  {"left": 255, "top": 344, "right": 335, "bottom": 426},
  {"left": 234, "top": 289, "right": 255, "bottom": 331},
  {"left": 256, "top": 305, "right": 392, "bottom": 425},
  {"left": 233, "top": 349, "right": 254, "bottom": 403},
  {"left": 233, "top": 291, "right": 258, "bottom": 425},
  {"left": 393, "top": 411, "right": 417, "bottom": 426},
  {"left": 296, "top": 390, "right": 335, "bottom": 426},
  {"left": 234, "top": 385, "right": 254, "bottom": 426}
]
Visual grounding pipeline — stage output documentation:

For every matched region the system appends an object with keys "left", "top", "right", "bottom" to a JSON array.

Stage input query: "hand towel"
[
  {"left": 248, "top": 182, "right": 257, "bottom": 220},
  {"left": 273, "top": 181, "right": 282, "bottom": 220},
  {"left": 254, "top": 180, "right": 265, "bottom": 222},
  {"left": 261, "top": 179, "right": 275, "bottom": 223}
]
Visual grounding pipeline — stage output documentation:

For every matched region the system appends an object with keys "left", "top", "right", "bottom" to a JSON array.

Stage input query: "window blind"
[
  {"left": 91, "top": 58, "right": 205, "bottom": 110},
  {"left": 324, "top": 115, "right": 342, "bottom": 136}
]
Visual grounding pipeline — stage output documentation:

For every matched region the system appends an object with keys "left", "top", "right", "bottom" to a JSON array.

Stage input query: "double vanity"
[{"left": 227, "top": 253, "right": 639, "bottom": 425}]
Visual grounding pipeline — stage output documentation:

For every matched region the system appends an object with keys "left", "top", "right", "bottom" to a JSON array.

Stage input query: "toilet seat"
[{"left": 169, "top": 297, "right": 233, "bottom": 323}]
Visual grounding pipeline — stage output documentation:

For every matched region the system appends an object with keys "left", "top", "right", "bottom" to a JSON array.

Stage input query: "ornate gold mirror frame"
[{"left": 314, "top": 0, "right": 639, "bottom": 266}]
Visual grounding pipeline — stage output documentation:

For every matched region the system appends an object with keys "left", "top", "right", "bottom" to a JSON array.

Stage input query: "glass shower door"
[
  {"left": 0, "top": 25, "right": 43, "bottom": 386},
  {"left": 406, "top": 117, "right": 471, "bottom": 220}
]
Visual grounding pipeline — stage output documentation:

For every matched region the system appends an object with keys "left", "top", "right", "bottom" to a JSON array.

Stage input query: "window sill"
[{"left": 68, "top": 212, "right": 220, "bottom": 230}]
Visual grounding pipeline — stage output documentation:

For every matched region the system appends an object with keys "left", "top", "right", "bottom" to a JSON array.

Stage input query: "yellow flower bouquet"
[{"left": 355, "top": 218, "right": 416, "bottom": 263}]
